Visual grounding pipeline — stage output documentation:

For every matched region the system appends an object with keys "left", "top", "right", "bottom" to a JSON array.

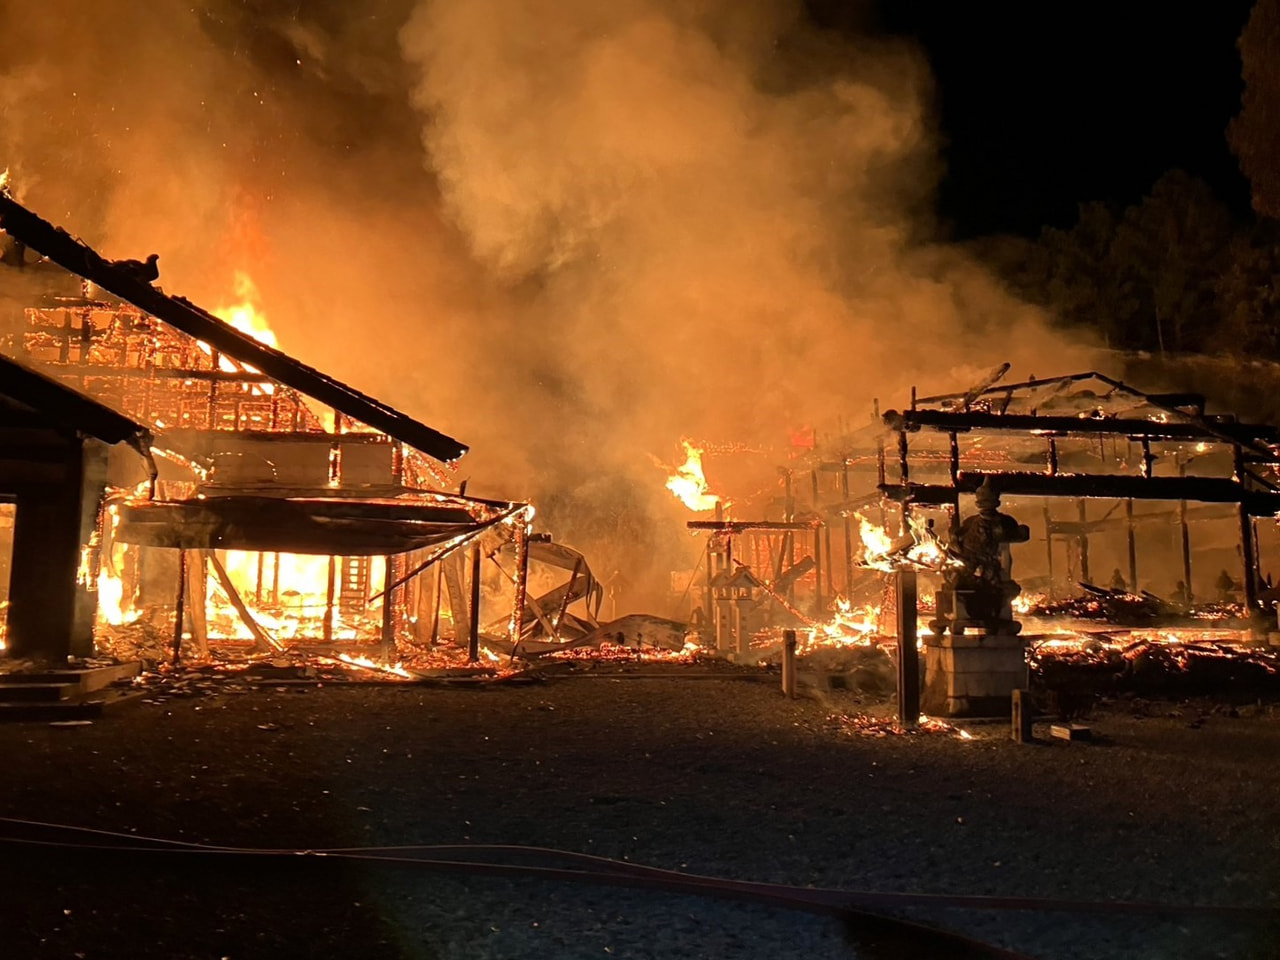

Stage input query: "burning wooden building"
[
  {"left": 681, "top": 368, "right": 1280, "bottom": 716},
  {"left": 0, "top": 194, "right": 536, "bottom": 668}
]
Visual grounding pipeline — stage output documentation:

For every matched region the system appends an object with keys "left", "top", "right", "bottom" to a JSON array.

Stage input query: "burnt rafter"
[
  {"left": 883, "top": 407, "right": 1280, "bottom": 458},
  {"left": 0, "top": 194, "right": 468, "bottom": 464},
  {"left": 880, "top": 471, "right": 1280, "bottom": 516}
]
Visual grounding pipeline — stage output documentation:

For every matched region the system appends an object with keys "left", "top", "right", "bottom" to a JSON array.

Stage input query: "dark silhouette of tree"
[
  {"left": 1218, "top": 219, "right": 1280, "bottom": 357},
  {"left": 1229, "top": 0, "right": 1280, "bottom": 218},
  {"left": 1110, "top": 171, "right": 1233, "bottom": 354}
]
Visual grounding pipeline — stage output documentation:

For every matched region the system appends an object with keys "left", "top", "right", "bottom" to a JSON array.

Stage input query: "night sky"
[{"left": 858, "top": 2, "right": 1258, "bottom": 238}]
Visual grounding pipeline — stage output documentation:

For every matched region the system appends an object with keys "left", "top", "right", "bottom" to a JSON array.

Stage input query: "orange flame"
[
  {"left": 665, "top": 440, "right": 720, "bottom": 512},
  {"left": 213, "top": 272, "right": 278, "bottom": 349}
]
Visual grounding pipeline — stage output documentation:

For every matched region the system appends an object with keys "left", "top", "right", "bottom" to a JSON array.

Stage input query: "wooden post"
[
  {"left": 468, "top": 544, "right": 481, "bottom": 663},
  {"left": 1043, "top": 505, "right": 1055, "bottom": 600},
  {"left": 824, "top": 524, "right": 834, "bottom": 599},
  {"left": 840, "top": 460, "right": 853, "bottom": 595},
  {"left": 1178, "top": 462, "right": 1192, "bottom": 602},
  {"left": 1233, "top": 444, "right": 1259, "bottom": 618},
  {"left": 324, "top": 555, "right": 336, "bottom": 643},
  {"left": 428, "top": 556, "right": 444, "bottom": 647},
  {"left": 1076, "top": 500, "right": 1090, "bottom": 584},
  {"left": 781, "top": 628, "right": 797, "bottom": 699},
  {"left": 703, "top": 534, "right": 715, "bottom": 644},
  {"left": 1125, "top": 499, "right": 1138, "bottom": 592},
  {"left": 1047, "top": 437, "right": 1059, "bottom": 475},
  {"left": 948, "top": 431, "right": 960, "bottom": 485},
  {"left": 1011, "top": 689, "right": 1033, "bottom": 743},
  {"left": 874, "top": 399, "right": 886, "bottom": 488},
  {"left": 171, "top": 549, "right": 187, "bottom": 665},
  {"left": 896, "top": 568, "right": 919, "bottom": 727},
  {"left": 186, "top": 549, "right": 208, "bottom": 657},
  {"left": 511, "top": 521, "right": 531, "bottom": 652},
  {"left": 380, "top": 553, "right": 396, "bottom": 659},
  {"left": 813, "top": 525, "right": 824, "bottom": 618}
]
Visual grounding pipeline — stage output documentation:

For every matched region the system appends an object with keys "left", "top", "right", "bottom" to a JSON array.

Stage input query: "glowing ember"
[
  {"left": 334, "top": 653, "right": 415, "bottom": 679},
  {"left": 665, "top": 440, "right": 720, "bottom": 512},
  {"left": 803, "top": 595, "right": 881, "bottom": 650}
]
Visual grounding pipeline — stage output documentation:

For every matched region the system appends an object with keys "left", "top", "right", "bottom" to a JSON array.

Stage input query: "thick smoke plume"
[{"left": 0, "top": 0, "right": 1097, "bottom": 611}]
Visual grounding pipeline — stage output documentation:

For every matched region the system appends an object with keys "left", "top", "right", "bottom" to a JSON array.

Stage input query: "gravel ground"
[{"left": 1, "top": 662, "right": 1278, "bottom": 959}]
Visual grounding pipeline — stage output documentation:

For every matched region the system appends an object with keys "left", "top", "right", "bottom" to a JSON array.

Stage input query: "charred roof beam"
[{"left": 884, "top": 408, "right": 1280, "bottom": 458}]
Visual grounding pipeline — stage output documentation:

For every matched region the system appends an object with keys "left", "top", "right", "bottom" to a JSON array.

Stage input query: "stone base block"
[{"left": 923, "top": 633, "right": 1029, "bottom": 718}]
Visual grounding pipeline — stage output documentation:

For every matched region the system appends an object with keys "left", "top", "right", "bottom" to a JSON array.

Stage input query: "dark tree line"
[{"left": 986, "top": 0, "right": 1280, "bottom": 361}]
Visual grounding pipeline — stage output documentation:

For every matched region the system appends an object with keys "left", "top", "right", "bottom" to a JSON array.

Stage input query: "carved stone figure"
[{"left": 932, "top": 479, "right": 1030, "bottom": 636}]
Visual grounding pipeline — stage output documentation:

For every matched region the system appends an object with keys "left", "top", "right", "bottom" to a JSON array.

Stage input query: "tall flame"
[
  {"left": 213, "top": 271, "right": 278, "bottom": 349},
  {"left": 666, "top": 440, "right": 720, "bottom": 512}
]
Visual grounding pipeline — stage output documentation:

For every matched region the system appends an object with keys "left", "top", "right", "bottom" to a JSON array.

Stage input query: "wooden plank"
[{"left": 206, "top": 551, "right": 283, "bottom": 653}]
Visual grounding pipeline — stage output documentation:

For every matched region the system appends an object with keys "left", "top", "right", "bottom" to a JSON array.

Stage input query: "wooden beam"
[
  {"left": 886, "top": 408, "right": 1280, "bottom": 452},
  {"left": 207, "top": 551, "right": 283, "bottom": 652},
  {"left": 881, "top": 471, "right": 1280, "bottom": 514}
]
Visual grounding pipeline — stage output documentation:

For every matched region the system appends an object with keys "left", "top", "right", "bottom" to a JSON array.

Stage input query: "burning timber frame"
[
  {"left": 879, "top": 371, "right": 1280, "bottom": 617},
  {"left": 0, "top": 194, "right": 532, "bottom": 663}
]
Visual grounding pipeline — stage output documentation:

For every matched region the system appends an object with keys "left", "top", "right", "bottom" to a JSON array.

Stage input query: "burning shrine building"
[
  {"left": 0, "top": 193, "right": 548, "bottom": 669},
  {"left": 680, "top": 367, "right": 1280, "bottom": 716}
]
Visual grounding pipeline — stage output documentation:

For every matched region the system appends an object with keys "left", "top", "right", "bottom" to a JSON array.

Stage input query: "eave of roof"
[
  {"left": 0, "top": 353, "right": 150, "bottom": 447},
  {"left": 0, "top": 194, "right": 468, "bottom": 463}
]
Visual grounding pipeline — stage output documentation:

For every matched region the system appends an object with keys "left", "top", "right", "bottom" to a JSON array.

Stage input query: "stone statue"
[{"left": 932, "top": 479, "right": 1030, "bottom": 636}]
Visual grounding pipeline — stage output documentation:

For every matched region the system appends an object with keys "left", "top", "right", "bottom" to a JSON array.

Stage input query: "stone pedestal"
[{"left": 922, "top": 633, "right": 1029, "bottom": 717}]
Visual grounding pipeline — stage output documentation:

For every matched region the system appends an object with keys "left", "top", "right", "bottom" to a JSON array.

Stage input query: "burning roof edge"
[
  {"left": 0, "top": 194, "right": 468, "bottom": 464},
  {"left": 0, "top": 352, "right": 151, "bottom": 450}
]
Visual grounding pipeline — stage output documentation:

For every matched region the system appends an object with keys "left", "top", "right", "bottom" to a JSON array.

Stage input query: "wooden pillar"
[
  {"left": 824, "top": 524, "right": 834, "bottom": 599},
  {"left": 874, "top": 399, "right": 886, "bottom": 487},
  {"left": 948, "top": 431, "right": 960, "bottom": 485},
  {"left": 1234, "top": 444, "right": 1259, "bottom": 615},
  {"left": 187, "top": 550, "right": 208, "bottom": 657},
  {"left": 468, "top": 544, "right": 482, "bottom": 663},
  {"left": 781, "top": 629, "right": 797, "bottom": 699},
  {"left": 172, "top": 549, "right": 187, "bottom": 664},
  {"left": 1043, "top": 505, "right": 1056, "bottom": 600},
  {"left": 324, "top": 555, "right": 336, "bottom": 643},
  {"left": 1178, "top": 462, "right": 1192, "bottom": 602},
  {"left": 380, "top": 553, "right": 396, "bottom": 659},
  {"left": 840, "top": 460, "right": 853, "bottom": 595},
  {"left": 511, "top": 521, "right": 531, "bottom": 649},
  {"left": 896, "top": 569, "right": 919, "bottom": 727},
  {"left": 1076, "top": 500, "right": 1090, "bottom": 584},
  {"left": 813, "top": 526, "right": 824, "bottom": 617},
  {"left": 1125, "top": 499, "right": 1138, "bottom": 593}
]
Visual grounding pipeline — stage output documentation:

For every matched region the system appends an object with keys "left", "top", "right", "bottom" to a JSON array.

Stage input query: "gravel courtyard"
[{"left": 1, "top": 663, "right": 1277, "bottom": 959}]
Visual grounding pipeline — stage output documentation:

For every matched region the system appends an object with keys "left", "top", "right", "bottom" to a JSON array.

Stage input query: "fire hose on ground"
[{"left": 1, "top": 817, "right": 1277, "bottom": 960}]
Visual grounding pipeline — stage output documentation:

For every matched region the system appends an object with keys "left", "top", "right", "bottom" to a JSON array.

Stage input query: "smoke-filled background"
[{"left": 0, "top": 0, "right": 1101, "bottom": 611}]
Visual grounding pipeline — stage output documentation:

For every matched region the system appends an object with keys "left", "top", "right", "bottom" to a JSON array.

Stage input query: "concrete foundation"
[{"left": 922, "top": 632, "right": 1029, "bottom": 717}]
